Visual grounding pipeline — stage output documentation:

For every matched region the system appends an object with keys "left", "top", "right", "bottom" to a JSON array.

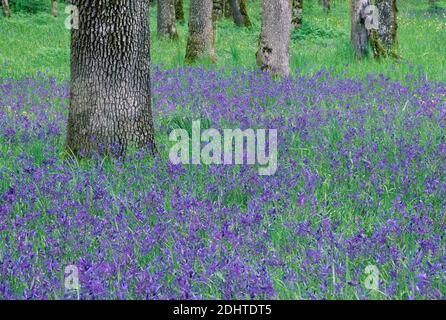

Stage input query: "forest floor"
[
  {"left": 0, "top": 0, "right": 445, "bottom": 80},
  {"left": 0, "top": 1, "right": 445, "bottom": 299}
]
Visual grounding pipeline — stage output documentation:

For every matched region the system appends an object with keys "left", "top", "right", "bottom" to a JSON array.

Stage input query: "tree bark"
[
  {"left": 185, "top": 0, "right": 214, "bottom": 64},
  {"left": 256, "top": 0, "right": 291, "bottom": 77},
  {"left": 291, "top": 0, "right": 303, "bottom": 29},
  {"left": 350, "top": 0, "right": 371, "bottom": 59},
  {"left": 239, "top": 0, "right": 252, "bottom": 27},
  {"left": 1, "top": 0, "right": 11, "bottom": 18},
  {"left": 157, "top": 0, "right": 178, "bottom": 39},
  {"left": 51, "top": 0, "right": 58, "bottom": 17},
  {"left": 229, "top": 0, "right": 244, "bottom": 27},
  {"left": 175, "top": 0, "right": 185, "bottom": 22},
  {"left": 67, "top": 0, "right": 155, "bottom": 157},
  {"left": 371, "top": 0, "right": 398, "bottom": 59}
]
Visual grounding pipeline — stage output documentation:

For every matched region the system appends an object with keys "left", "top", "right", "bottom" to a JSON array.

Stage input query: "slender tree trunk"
[
  {"left": 229, "top": 0, "right": 244, "bottom": 27},
  {"left": 51, "top": 0, "right": 58, "bottom": 17},
  {"left": 351, "top": 0, "right": 371, "bottom": 59},
  {"left": 239, "top": 0, "right": 252, "bottom": 27},
  {"left": 256, "top": 0, "right": 291, "bottom": 77},
  {"left": 291, "top": 0, "right": 303, "bottom": 29},
  {"left": 157, "top": 0, "right": 178, "bottom": 39},
  {"left": 371, "top": 0, "right": 398, "bottom": 58},
  {"left": 1, "top": 0, "right": 11, "bottom": 18},
  {"left": 175, "top": 0, "right": 185, "bottom": 22},
  {"left": 67, "top": 0, "right": 155, "bottom": 157},
  {"left": 185, "top": 0, "right": 214, "bottom": 64},
  {"left": 320, "top": 0, "right": 331, "bottom": 12}
]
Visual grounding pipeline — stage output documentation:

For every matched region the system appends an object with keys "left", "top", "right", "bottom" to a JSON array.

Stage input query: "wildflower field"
[{"left": 0, "top": 0, "right": 445, "bottom": 300}]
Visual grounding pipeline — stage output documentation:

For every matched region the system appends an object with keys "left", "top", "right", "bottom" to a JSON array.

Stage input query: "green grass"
[{"left": 0, "top": 0, "right": 445, "bottom": 81}]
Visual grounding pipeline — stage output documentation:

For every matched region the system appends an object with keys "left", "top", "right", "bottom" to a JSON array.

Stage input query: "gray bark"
[
  {"left": 229, "top": 0, "right": 244, "bottom": 27},
  {"left": 291, "top": 0, "right": 303, "bottom": 29},
  {"left": 351, "top": 0, "right": 371, "bottom": 59},
  {"left": 1, "top": 0, "right": 11, "bottom": 17},
  {"left": 185, "top": 0, "right": 214, "bottom": 64},
  {"left": 256, "top": 0, "right": 291, "bottom": 77},
  {"left": 372, "top": 0, "right": 398, "bottom": 58},
  {"left": 51, "top": 0, "right": 58, "bottom": 17},
  {"left": 67, "top": 0, "right": 155, "bottom": 157},
  {"left": 157, "top": 0, "right": 178, "bottom": 39}
]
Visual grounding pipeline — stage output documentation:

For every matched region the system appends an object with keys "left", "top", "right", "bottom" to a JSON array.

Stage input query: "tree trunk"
[
  {"left": 67, "top": 0, "right": 155, "bottom": 157},
  {"left": 1, "top": 0, "right": 11, "bottom": 17},
  {"left": 157, "top": 0, "right": 178, "bottom": 39},
  {"left": 320, "top": 0, "right": 331, "bottom": 12},
  {"left": 371, "top": 0, "right": 398, "bottom": 59},
  {"left": 185, "top": 0, "right": 214, "bottom": 64},
  {"left": 51, "top": 0, "right": 58, "bottom": 17},
  {"left": 350, "top": 0, "right": 371, "bottom": 59},
  {"left": 229, "top": 0, "right": 244, "bottom": 27},
  {"left": 175, "top": 0, "right": 185, "bottom": 22},
  {"left": 256, "top": 0, "right": 291, "bottom": 77},
  {"left": 239, "top": 0, "right": 252, "bottom": 27},
  {"left": 291, "top": 0, "right": 303, "bottom": 29}
]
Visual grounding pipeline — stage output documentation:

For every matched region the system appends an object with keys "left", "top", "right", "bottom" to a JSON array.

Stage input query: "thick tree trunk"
[
  {"left": 229, "top": 0, "right": 244, "bottom": 27},
  {"left": 371, "top": 0, "right": 398, "bottom": 58},
  {"left": 157, "top": 0, "right": 178, "bottom": 39},
  {"left": 320, "top": 0, "right": 331, "bottom": 12},
  {"left": 185, "top": 0, "right": 214, "bottom": 64},
  {"left": 239, "top": 0, "right": 252, "bottom": 27},
  {"left": 291, "top": 0, "right": 303, "bottom": 29},
  {"left": 351, "top": 0, "right": 371, "bottom": 59},
  {"left": 175, "top": 0, "right": 185, "bottom": 22},
  {"left": 51, "top": 0, "right": 58, "bottom": 17},
  {"left": 67, "top": 0, "right": 155, "bottom": 157},
  {"left": 1, "top": 0, "right": 11, "bottom": 17},
  {"left": 256, "top": 0, "right": 291, "bottom": 77}
]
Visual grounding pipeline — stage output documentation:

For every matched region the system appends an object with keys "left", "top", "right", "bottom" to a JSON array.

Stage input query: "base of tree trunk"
[
  {"left": 185, "top": 0, "right": 214, "bottom": 64},
  {"left": 371, "top": 0, "right": 398, "bottom": 59},
  {"left": 51, "top": 0, "right": 58, "bottom": 17},
  {"left": 2, "top": 0, "right": 11, "bottom": 17},
  {"left": 256, "top": 0, "right": 291, "bottom": 77},
  {"left": 67, "top": 0, "right": 156, "bottom": 157},
  {"left": 350, "top": 0, "right": 371, "bottom": 59}
]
